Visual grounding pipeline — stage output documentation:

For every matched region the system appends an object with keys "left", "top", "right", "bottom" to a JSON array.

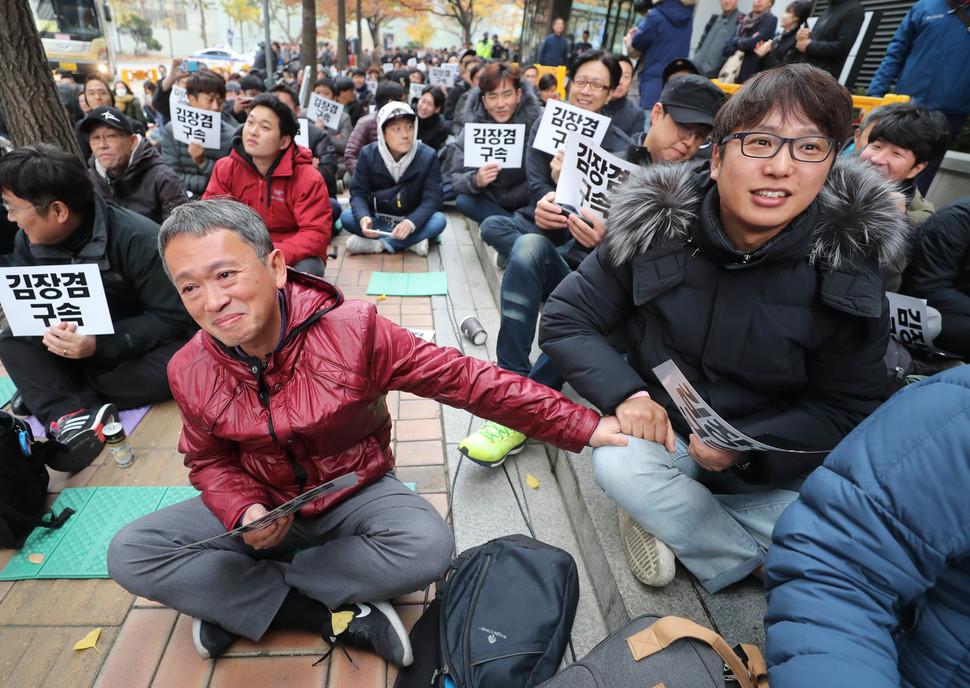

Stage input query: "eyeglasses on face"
[
  {"left": 571, "top": 77, "right": 609, "bottom": 93},
  {"left": 89, "top": 132, "right": 126, "bottom": 145},
  {"left": 2, "top": 200, "right": 37, "bottom": 217},
  {"left": 720, "top": 131, "right": 839, "bottom": 163}
]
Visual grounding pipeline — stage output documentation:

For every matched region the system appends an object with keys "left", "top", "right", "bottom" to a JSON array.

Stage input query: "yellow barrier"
[
  {"left": 711, "top": 80, "right": 910, "bottom": 118},
  {"left": 534, "top": 64, "right": 568, "bottom": 101},
  {"left": 121, "top": 68, "right": 159, "bottom": 85}
]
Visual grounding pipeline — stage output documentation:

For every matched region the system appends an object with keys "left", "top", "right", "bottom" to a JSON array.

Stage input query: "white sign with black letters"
[
  {"left": 428, "top": 64, "right": 460, "bottom": 88},
  {"left": 408, "top": 83, "right": 425, "bottom": 103},
  {"left": 171, "top": 84, "right": 189, "bottom": 106},
  {"left": 0, "top": 264, "right": 113, "bottom": 336},
  {"left": 532, "top": 99, "right": 611, "bottom": 156},
  {"left": 556, "top": 133, "right": 638, "bottom": 222},
  {"left": 171, "top": 102, "right": 221, "bottom": 149},
  {"left": 295, "top": 118, "right": 309, "bottom": 149},
  {"left": 463, "top": 123, "right": 526, "bottom": 169},
  {"left": 887, "top": 291, "right": 937, "bottom": 352},
  {"left": 305, "top": 92, "right": 343, "bottom": 130}
]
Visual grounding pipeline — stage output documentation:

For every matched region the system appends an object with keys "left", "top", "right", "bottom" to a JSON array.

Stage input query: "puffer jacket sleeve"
[
  {"left": 906, "top": 198, "right": 970, "bottom": 319},
  {"left": 162, "top": 122, "right": 216, "bottom": 197},
  {"left": 155, "top": 165, "right": 189, "bottom": 221},
  {"left": 201, "top": 156, "right": 232, "bottom": 199},
  {"left": 765, "top": 373, "right": 970, "bottom": 688},
  {"left": 272, "top": 165, "right": 332, "bottom": 265},
  {"left": 365, "top": 307, "right": 600, "bottom": 451},
  {"left": 450, "top": 126, "right": 481, "bottom": 196},
  {"left": 403, "top": 147, "right": 442, "bottom": 231},
  {"left": 344, "top": 118, "right": 371, "bottom": 175},
  {"left": 349, "top": 146, "right": 375, "bottom": 224}
]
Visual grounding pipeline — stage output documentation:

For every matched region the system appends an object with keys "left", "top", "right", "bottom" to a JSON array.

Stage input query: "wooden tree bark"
[
  {"left": 337, "top": 0, "right": 347, "bottom": 70},
  {"left": 302, "top": 0, "right": 316, "bottom": 75},
  {"left": 0, "top": 0, "right": 83, "bottom": 159}
]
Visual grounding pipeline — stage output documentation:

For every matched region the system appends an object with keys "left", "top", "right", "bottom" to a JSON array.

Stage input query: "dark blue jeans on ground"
[
  {"left": 339, "top": 207, "right": 446, "bottom": 253},
  {"left": 480, "top": 212, "right": 536, "bottom": 260},
  {"left": 455, "top": 193, "right": 513, "bottom": 226},
  {"left": 497, "top": 233, "right": 572, "bottom": 386}
]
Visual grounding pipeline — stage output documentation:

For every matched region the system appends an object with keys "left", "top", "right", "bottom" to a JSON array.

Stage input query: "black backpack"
[
  {"left": 396, "top": 534, "right": 580, "bottom": 688},
  {"left": 0, "top": 411, "right": 74, "bottom": 549}
]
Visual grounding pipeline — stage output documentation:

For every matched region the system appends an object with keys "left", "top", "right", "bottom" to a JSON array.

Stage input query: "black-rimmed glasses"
[{"left": 720, "top": 132, "right": 839, "bottom": 163}]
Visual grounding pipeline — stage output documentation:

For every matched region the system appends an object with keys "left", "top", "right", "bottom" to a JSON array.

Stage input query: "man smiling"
[{"left": 539, "top": 64, "right": 909, "bottom": 593}]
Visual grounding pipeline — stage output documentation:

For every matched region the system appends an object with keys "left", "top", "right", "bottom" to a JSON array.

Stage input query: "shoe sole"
[
  {"left": 372, "top": 600, "right": 413, "bottom": 667},
  {"left": 192, "top": 617, "right": 213, "bottom": 659},
  {"left": 47, "top": 403, "right": 117, "bottom": 472},
  {"left": 459, "top": 439, "right": 525, "bottom": 468},
  {"left": 620, "top": 512, "right": 676, "bottom": 587}
]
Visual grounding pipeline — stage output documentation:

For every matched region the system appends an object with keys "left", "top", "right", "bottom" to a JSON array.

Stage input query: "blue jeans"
[
  {"left": 480, "top": 212, "right": 536, "bottom": 260},
  {"left": 455, "top": 193, "right": 512, "bottom": 226},
  {"left": 340, "top": 207, "right": 446, "bottom": 253},
  {"left": 497, "top": 233, "right": 572, "bottom": 379},
  {"left": 592, "top": 435, "right": 804, "bottom": 594}
]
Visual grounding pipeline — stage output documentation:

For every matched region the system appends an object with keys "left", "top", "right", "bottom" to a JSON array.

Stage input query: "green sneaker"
[{"left": 459, "top": 421, "right": 526, "bottom": 467}]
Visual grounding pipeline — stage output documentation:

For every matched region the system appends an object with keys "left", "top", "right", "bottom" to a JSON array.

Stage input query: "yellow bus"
[{"left": 32, "top": 0, "right": 117, "bottom": 81}]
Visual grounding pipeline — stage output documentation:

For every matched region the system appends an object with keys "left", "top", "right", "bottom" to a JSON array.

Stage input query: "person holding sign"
[
  {"left": 0, "top": 144, "right": 197, "bottom": 471},
  {"left": 340, "top": 102, "right": 446, "bottom": 256},
  {"left": 204, "top": 94, "right": 331, "bottom": 278},
  {"left": 452, "top": 62, "right": 541, "bottom": 225},
  {"left": 107, "top": 199, "right": 629, "bottom": 664},
  {"left": 539, "top": 65, "right": 908, "bottom": 594}
]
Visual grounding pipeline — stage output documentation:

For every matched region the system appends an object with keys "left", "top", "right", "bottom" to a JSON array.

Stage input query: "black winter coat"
[
  {"left": 539, "top": 159, "right": 909, "bottom": 483},
  {"left": 798, "top": 0, "right": 865, "bottom": 77}
]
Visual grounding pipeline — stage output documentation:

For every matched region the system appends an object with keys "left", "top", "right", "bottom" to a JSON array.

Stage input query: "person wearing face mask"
[
  {"left": 113, "top": 80, "right": 148, "bottom": 133},
  {"left": 722, "top": 0, "right": 777, "bottom": 83},
  {"left": 415, "top": 86, "right": 448, "bottom": 152},
  {"left": 753, "top": 0, "right": 813, "bottom": 70},
  {"left": 340, "top": 102, "right": 446, "bottom": 256},
  {"left": 451, "top": 62, "right": 541, "bottom": 225}
]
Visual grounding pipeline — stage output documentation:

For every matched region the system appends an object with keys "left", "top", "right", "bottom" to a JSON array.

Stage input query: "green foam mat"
[
  {"left": 366, "top": 271, "right": 448, "bottom": 296},
  {"left": 0, "top": 376, "right": 16, "bottom": 408},
  {"left": 0, "top": 486, "right": 199, "bottom": 580}
]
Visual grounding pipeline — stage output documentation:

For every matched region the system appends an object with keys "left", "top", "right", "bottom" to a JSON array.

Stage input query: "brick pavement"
[{"left": 0, "top": 233, "right": 447, "bottom": 688}]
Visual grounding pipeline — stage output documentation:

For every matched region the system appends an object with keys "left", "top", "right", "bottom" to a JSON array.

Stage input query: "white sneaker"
[
  {"left": 618, "top": 509, "right": 676, "bottom": 587},
  {"left": 407, "top": 238, "right": 429, "bottom": 257},
  {"left": 493, "top": 251, "right": 507, "bottom": 269},
  {"left": 346, "top": 235, "right": 384, "bottom": 254}
]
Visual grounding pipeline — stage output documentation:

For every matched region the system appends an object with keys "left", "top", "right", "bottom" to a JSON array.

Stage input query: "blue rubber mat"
[
  {"left": 0, "top": 486, "right": 199, "bottom": 580},
  {"left": 366, "top": 271, "right": 448, "bottom": 296}
]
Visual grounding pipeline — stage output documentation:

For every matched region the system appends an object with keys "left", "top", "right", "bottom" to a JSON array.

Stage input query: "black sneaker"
[
  {"left": 192, "top": 617, "right": 239, "bottom": 659},
  {"left": 329, "top": 600, "right": 413, "bottom": 667},
  {"left": 9, "top": 392, "right": 30, "bottom": 417},
  {"left": 46, "top": 403, "right": 117, "bottom": 472}
]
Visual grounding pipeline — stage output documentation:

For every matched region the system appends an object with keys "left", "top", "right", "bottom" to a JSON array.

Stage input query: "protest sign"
[
  {"left": 305, "top": 92, "right": 343, "bottom": 130},
  {"left": 382, "top": 63, "right": 394, "bottom": 74},
  {"left": 532, "top": 99, "right": 610, "bottom": 156},
  {"left": 0, "top": 264, "right": 114, "bottom": 336},
  {"left": 408, "top": 83, "right": 425, "bottom": 103},
  {"left": 652, "top": 360, "right": 828, "bottom": 454},
  {"left": 555, "top": 133, "right": 638, "bottom": 221},
  {"left": 887, "top": 291, "right": 938, "bottom": 352},
  {"left": 428, "top": 64, "right": 460, "bottom": 88},
  {"left": 295, "top": 118, "right": 309, "bottom": 149},
  {"left": 366, "top": 80, "right": 378, "bottom": 97},
  {"left": 171, "top": 102, "right": 221, "bottom": 149},
  {"left": 463, "top": 123, "right": 526, "bottom": 169},
  {"left": 171, "top": 84, "right": 189, "bottom": 106}
]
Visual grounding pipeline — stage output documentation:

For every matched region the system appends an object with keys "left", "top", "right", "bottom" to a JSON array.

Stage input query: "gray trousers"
[{"left": 107, "top": 476, "right": 454, "bottom": 640}]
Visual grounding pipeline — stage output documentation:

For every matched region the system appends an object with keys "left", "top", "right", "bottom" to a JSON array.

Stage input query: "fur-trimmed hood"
[{"left": 603, "top": 156, "right": 910, "bottom": 279}]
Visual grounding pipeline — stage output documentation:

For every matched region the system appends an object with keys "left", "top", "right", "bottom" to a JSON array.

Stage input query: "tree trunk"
[
  {"left": 302, "top": 0, "right": 316, "bottom": 74},
  {"left": 0, "top": 0, "right": 83, "bottom": 158},
  {"left": 337, "top": 0, "right": 347, "bottom": 70},
  {"left": 197, "top": 0, "right": 209, "bottom": 46}
]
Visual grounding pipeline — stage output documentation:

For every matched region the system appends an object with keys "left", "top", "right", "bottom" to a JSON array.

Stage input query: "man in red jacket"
[
  {"left": 204, "top": 93, "right": 331, "bottom": 277},
  {"left": 107, "top": 198, "right": 626, "bottom": 666}
]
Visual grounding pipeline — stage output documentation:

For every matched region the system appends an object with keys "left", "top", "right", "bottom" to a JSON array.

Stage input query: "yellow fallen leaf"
[
  {"left": 377, "top": 294, "right": 386, "bottom": 301},
  {"left": 331, "top": 610, "right": 354, "bottom": 636},
  {"left": 526, "top": 474, "right": 539, "bottom": 489},
  {"left": 74, "top": 628, "right": 102, "bottom": 653},
  {"left": 28, "top": 553, "right": 44, "bottom": 565}
]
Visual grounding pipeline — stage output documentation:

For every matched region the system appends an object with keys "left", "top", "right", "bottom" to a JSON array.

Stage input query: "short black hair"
[
  {"left": 867, "top": 102, "right": 951, "bottom": 165},
  {"left": 351, "top": 67, "right": 366, "bottom": 77},
  {"left": 408, "top": 68, "right": 425, "bottom": 83},
  {"left": 185, "top": 71, "right": 226, "bottom": 99},
  {"left": 786, "top": 0, "right": 813, "bottom": 25},
  {"left": 420, "top": 85, "right": 445, "bottom": 111},
  {"left": 375, "top": 81, "right": 406, "bottom": 110},
  {"left": 249, "top": 93, "right": 299, "bottom": 140},
  {"left": 568, "top": 49, "right": 621, "bottom": 90},
  {"left": 538, "top": 74, "right": 558, "bottom": 91},
  {"left": 269, "top": 84, "right": 300, "bottom": 111},
  {"left": 0, "top": 143, "right": 94, "bottom": 215},
  {"left": 83, "top": 74, "right": 114, "bottom": 105},
  {"left": 333, "top": 76, "right": 355, "bottom": 94},
  {"left": 238, "top": 74, "right": 266, "bottom": 93},
  {"left": 313, "top": 77, "right": 334, "bottom": 92}
]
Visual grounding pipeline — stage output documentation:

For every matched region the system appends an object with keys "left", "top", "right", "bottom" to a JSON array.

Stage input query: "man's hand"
[
  {"left": 550, "top": 147, "right": 565, "bottom": 184},
  {"left": 161, "top": 58, "right": 184, "bottom": 90},
  {"left": 588, "top": 416, "right": 630, "bottom": 448},
  {"left": 188, "top": 141, "right": 206, "bottom": 167},
  {"left": 535, "top": 191, "right": 569, "bottom": 230},
  {"left": 233, "top": 96, "right": 253, "bottom": 114},
  {"left": 688, "top": 435, "right": 743, "bottom": 472},
  {"left": 43, "top": 322, "right": 96, "bottom": 360},
  {"left": 391, "top": 220, "right": 414, "bottom": 240},
  {"left": 476, "top": 163, "right": 500, "bottom": 188},
  {"left": 795, "top": 28, "right": 811, "bottom": 52},
  {"left": 615, "top": 396, "right": 676, "bottom": 452},
  {"left": 360, "top": 216, "right": 383, "bottom": 238},
  {"left": 241, "top": 503, "right": 293, "bottom": 549},
  {"left": 753, "top": 40, "right": 772, "bottom": 57},
  {"left": 567, "top": 208, "right": 605, "bottom": 248}
]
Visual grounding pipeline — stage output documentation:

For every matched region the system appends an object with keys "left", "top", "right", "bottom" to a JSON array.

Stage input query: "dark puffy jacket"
[
  {"left": 798, "top": 0, "right": 864, "bottom": 77},
  {"left": 87, "top": 137, "right": 188, "bottom": 224},
  {"left": 630, "top": 0, "right": 696, "bottom": 107},
  {"left": 601, "top": 97, "right": 647, "bottom": 138},
  {"left": 759, "top": 27, "right": 802, "bottom": 70},
  {"left": 417, "top": 114, "right": 449, "bottom": 152},
  {"left": 349, "top": 141, "right": 443, "bottom": 232},
  {"left": 903, "top": 195, "right": 970, "bottom": 358},
  {"left": 13, "top": 194, "right": 196, "bottom": 364},
  {"left": 204, "top": 135, "right": 332, "bottom": 266},
  {"left": 306, "top": 121, "right": 339, "bottom": 197},
  {"left": 451, "top": 85, "right": 541, "bottom": 212},
  {"left": 343, "top": 113, "right": 378, "bottom": 176},
  {"left": 170, "top": 272, "right": 599, "bottom": 529},
  {"left": 540, "top": 158, "right": 909, "bottom": 483},
  {"left": 160, "top": 117, "right": 237, "bottom": 197},
  {"left": 724, "top": 11, "right": 778, "bottom": 82},
  {"left": 765, "top": 367, "right": 970, "bottom": 688}
]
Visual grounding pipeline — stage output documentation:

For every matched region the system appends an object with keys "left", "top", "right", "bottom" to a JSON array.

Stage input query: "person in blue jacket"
[
  {"left": 765, "top": 366, "right": 970, "bottom": 688},
  {"left": 626, "top": 0, "right": 697, "bottom": 107},
  {"left": 537, "top": 17, "right": 570, "bottom": 67},
  {"left": 340, "top": 102, "right": 445, "bottom": 256},
  {"left": 722, "top": 0, "right": 777, "bottom": 83},
  {"left": 867, "top": 0, "right": 970, "bottom": 194}
]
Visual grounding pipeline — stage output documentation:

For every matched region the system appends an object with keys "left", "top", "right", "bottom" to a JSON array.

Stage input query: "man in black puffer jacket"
[{"left": 539, "top": 65, "right": 908, "bottom": 594}]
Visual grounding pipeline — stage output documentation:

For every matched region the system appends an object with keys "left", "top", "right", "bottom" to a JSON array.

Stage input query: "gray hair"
[{"left": 157, "top": 198, "right": 275, "bottom": 280}]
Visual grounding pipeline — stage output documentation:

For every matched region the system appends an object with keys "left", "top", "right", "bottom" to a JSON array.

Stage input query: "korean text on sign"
[
  {"left": 171, "top": 102, "right": 221, "bottom": 150},
  {"left": 428, "top": 65, "right": 460, "bottom": 88},
  {"left": 305, "top": 92, "right": 344, "bottom": 130},
  {"left": 532, "top": 99, "right": 611, "bottom": 156},
  {"left": 0, "top": 264, "right": 114, "bottom": 336},
  {"left": 463, "top": 123, "right": 526, "bottom": 169},
  {"left": 886, "top": 291, "right": 938, "bottom": 352},
  {"left": 555, "top": 134, "right": 638, "bottom": 221}
]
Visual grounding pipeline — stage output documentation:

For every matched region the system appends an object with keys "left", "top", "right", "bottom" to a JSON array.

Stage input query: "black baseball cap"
[
  {"left": 659, "top": 74, "right": 727, "bottom": 127},
  {"left": 661, "top": 57, "right": 701, "bottom": 84},
  {"left": 79, "top": 106, "right": 134, "bottom": 135}
]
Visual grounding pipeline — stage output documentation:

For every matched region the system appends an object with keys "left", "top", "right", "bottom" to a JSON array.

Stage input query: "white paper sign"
[
  {"left": 305, "top": 92, "right": 343, "bottom": 130},
  {"left": 171, "top": 84, "right": 189, "bottom": 106},
  {"left": 463, "top": 123, "right": 526, "bottom": 169},
  {"left": 0, "top": 264, "right": 114, "bottom": 336},
  {"left": 366, "top": 80, "right": 378, "bottom": 96},
  {"left": 428, "top": 64, "right": 460, "bottom": 88},
  {"left": 555, "top": 134, "right": 638, "bottom": 222},
  {"left": 382, "top": 63, "right": 393, "bottom": 73},
  {"left": 407, "top": 57, "right": 417, "bottom": 68},
  {"left": 532, "top": 99, "right": 611, "bottom": 156},
  {"left": 295, "top": 118, "right": 309, "bottom": 149},
  {"left": 887, "top": 291, "right": 937, "bottom": 352},
  {"left": 652, "top": 360, "right": 828, "bottom": 454},
  {"left": 408, "top": 83, "right": 425, "bottom": 103},
  {"left": 172, "top": 102, "right": 222, "bottom": 149}
]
